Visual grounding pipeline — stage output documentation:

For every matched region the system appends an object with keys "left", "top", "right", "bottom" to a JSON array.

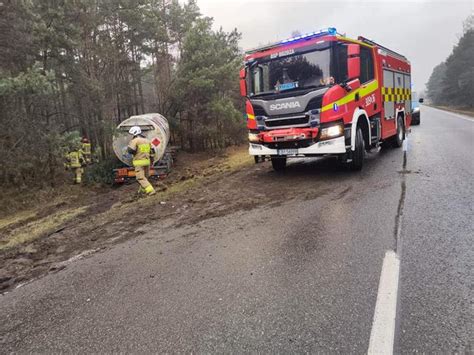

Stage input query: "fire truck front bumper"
[{"left": 249, "top": 136, "right": 346, "bottom": 156}]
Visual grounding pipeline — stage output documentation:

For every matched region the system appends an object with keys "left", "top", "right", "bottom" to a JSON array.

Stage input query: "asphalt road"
[{"left": 1, "top": 106, "right": 472, "bottom": 353}]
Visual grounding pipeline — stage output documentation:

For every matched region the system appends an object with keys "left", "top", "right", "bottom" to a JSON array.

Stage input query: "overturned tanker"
[{"left": 112, "top": 113, "right": 172, "bottom": 184}]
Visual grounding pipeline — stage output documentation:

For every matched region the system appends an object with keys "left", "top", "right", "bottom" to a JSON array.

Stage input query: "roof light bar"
[
  {"left": 245, "top": 27, "right": 338, "bottom": 55},
  {"left": 280, "top": 27, "right": 337, "bottom": 44}
]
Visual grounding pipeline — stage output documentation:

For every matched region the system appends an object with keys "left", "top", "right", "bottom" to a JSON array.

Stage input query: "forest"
[
  {"left": 426, "top": 15, "right": 474, "bottom": 107},
  {"left": 0, "top": 0, "right": 245, "bottom": 188}
]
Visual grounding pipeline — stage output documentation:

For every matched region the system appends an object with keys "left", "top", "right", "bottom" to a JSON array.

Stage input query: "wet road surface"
[{"left": 1, "top": 106, "right": 472, "bottom": 353}]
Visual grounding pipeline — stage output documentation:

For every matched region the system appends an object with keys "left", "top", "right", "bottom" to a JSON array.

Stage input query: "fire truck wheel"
[
  {"left": 350, "top": 127, "right": 364, "bottom": 171},
  {"left": 254, "top": 155, "right": 261, "bottom": 164},
  {"left": 394, "top": 115, "right": 404, "bottom": 148},
  {"left": 271, "top": 156, "right": 287, "bottom": 171}
]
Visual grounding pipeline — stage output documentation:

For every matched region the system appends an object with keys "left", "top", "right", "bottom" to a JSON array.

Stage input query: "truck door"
[
  {"left": 382, "top": 69, "right": 396, "bottom": 138},
  {"left": 359, "top": 47, "right": 378, "bottom": 117}
]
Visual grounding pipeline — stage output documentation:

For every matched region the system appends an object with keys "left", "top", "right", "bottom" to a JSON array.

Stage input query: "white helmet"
[{"left": 128, "top": 126, "right": 142, "bottom": 136}]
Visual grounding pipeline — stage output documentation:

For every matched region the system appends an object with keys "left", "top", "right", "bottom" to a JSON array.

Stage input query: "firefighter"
[
  {"left": 127, "top": 126, "right": 156, "bottom": 196},
  {"left": 81, "top": 137, "right": 92, "bottom": 164},
  {"left": 65, "top": 144, "right": 86, "bottom": 184}
]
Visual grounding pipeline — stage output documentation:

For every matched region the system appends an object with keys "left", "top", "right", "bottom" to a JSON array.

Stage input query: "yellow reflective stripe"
[
  {"left": 82, "top": 143, "right": 91, "bottom": 154},
  {"left": 133, "top": 159, "right": 150, "bottom": 167},
  {"left": 138, "top": 143, "right": 151, "bottom": 153},
  {"left": 321, "top": 80, "right": 379, "bottom": 112},
  {"left": 247, "top": 113, "right": 255, "bottom": 120},
  {"left": 68, "top": 152, "right": 81, "bottom": 167},
  {"left": 144, "top": 185, "right": 155, "bottom": 194},
  {"left": 382, "top": 87, "right": 411, "bottom": 102}
]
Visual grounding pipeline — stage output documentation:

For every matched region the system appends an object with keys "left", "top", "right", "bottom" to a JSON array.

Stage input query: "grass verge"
[
  {"left": 0, "top": 146, "right": 252, "bottom": 252},
  {"left": 0, "top": 209, "right": 38, "bottom": 231},
  {"left": 0, "top": 206, "right": 87, "bottom": 251},
  {"left": 429, "top": 105, "right": 474, "bottom": 118}
]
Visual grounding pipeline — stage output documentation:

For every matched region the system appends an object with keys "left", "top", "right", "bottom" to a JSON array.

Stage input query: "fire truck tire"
[
  {"left": 271, "top": 156, "right": 287, "bottom": 171},
  {"left": 350, "top": 127, "right": 364, "bottom": 171},
  {"left": 394, "top": 115, "right": 404, "bottom": 148}
]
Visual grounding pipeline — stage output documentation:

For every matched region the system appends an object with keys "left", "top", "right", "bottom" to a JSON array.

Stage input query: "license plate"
[{"left": 277, "top": 148, "right": 298, "bottom": 156}]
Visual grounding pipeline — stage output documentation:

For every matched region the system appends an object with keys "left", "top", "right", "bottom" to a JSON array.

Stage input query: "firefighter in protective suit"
[
  {"left": 65, "top": 145, "right": 86, "bottom": 184},
  {"left": 127, "top": 126, "right": 156, "bottom": 196},
  {"left": 81, "top": 137, "right": 92, "bottom": 164}
]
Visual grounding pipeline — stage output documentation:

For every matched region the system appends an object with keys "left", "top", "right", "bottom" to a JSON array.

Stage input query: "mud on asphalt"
[{"left": 0, "top": 148, "right": 358, "bottom": 293}]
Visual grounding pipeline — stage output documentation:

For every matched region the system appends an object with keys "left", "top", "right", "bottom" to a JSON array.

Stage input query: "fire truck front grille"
[
  {"left": 265, "top": 115, "right": 309, "bottom": 128},
  {"left": 265, "top": 139, "right": 314, "bottom": 149}
]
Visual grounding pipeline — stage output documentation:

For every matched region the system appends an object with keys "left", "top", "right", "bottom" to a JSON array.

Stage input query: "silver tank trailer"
[{"left": 112, "top": 113, "right": 170, "bottom": 166}]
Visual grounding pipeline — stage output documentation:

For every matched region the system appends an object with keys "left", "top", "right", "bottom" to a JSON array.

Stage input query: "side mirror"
[
  {"left": 418, "top": 98, "right": 424, "bottom": 103},
  {"left": 347, "top": 44, "right": 360, "bottom": 80},
  {"left": 239, "top": 68, "right": 247, "bottom": 97}
]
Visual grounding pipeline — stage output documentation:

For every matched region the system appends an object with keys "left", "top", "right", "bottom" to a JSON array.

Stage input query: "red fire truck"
[{"left": 240, "top": 28, "right": 412, "bottom": 171}]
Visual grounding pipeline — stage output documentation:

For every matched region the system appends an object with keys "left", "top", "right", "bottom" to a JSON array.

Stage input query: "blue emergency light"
[
  {"left": 279, "top": 27, "right": 337, "bottom": 44},
  {"left": 245, "top": 27, "right": 338, "bottom": 55}
]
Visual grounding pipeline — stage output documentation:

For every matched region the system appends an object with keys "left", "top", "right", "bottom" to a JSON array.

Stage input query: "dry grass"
[
  {"left": 0, "top": 206, "right": 88, "bottom": 251},
  {"left": 219, "top": 147, "right": 253, "bottom": 170},
  {"left": 0, "top": 185, "right": 70, "bottom": 219},
  {"left": 0, "top": 209, "right": 38, "bottom": 230}
]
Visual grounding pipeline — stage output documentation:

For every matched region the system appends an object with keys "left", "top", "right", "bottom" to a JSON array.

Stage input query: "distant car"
[{"left": 411, "top": 93, "right": 422, "bottom": 125}]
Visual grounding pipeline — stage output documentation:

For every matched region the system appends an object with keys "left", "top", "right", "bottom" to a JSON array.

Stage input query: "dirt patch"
[
  {"left": 0, "top": 206, "right": 88, "bottom": 251},
  {"left": 0, "top": 148, "right": 348, "bottom": 293}
]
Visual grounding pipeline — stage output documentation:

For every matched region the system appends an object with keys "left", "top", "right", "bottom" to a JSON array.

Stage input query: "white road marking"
[{"left": 368, "top": 250, "right": 401, "bottom": 355}]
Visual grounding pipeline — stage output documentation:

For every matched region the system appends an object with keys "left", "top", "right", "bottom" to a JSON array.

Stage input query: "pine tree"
[{"left": 0, "top": 0, "right": 245, "bottom": 189}]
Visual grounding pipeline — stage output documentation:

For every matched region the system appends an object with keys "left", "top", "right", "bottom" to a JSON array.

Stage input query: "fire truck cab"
[{"left": 240, "top": 28, "right": 412, "bottom": 171}]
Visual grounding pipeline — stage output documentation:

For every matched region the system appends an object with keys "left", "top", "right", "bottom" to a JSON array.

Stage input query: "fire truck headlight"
[
  {"left": 320, "top": 123, "right": 344, "bottom": 140},
  {"left": 248, "top": 132, "right": 261, "bottom": 143}
]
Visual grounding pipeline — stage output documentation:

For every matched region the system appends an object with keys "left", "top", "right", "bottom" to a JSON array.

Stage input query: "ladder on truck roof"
[{"left": 357, "top": 36, "right": 407, "bottom": 61}]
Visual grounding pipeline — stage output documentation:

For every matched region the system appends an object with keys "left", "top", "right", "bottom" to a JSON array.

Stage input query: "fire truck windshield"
[{"left": 249, "top": 48, "right": 332, "bottom": 97}]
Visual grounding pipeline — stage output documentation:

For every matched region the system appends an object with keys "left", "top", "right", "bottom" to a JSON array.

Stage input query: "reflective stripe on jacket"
[
  {"left": 128, "top": 136, "right": 152, "bottom": 167},
  {"left": 82, "top": 143, "right": 91, "bottom": 155},
  {"left": 67, "top": 151, "right": 84, "bottom": 168}
]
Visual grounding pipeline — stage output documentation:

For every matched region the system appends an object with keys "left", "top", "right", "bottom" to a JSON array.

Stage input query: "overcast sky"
[{"left": 197, "top": 0, "right": 473, "bottom": 92}]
